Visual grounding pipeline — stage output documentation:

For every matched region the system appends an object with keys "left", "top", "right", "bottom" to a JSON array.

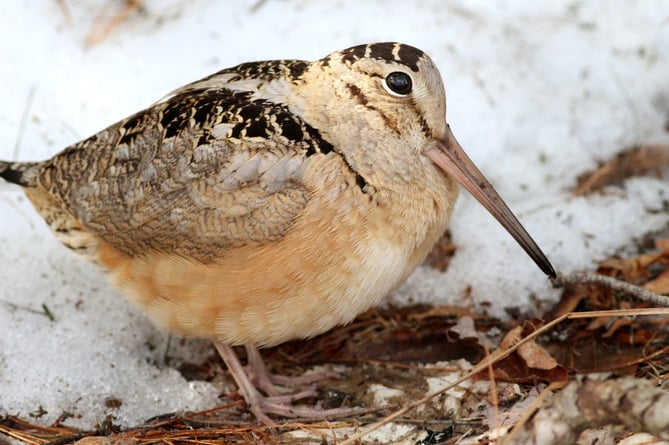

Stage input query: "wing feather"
[{"left": 38, "top": 84, "right": 328, "bottom": 263}]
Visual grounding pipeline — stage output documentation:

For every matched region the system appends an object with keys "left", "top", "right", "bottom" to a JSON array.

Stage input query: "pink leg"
[
  {"left": 214, "top": 341, "right": 359, "bottom": 424},
  {"left": 245, "top": 344, "right": 339, "bottom": 393}
]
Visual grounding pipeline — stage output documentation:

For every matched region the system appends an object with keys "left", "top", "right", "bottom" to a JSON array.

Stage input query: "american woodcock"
[{"left": 0, "top": 42, "right": 555, "bottom": 424}]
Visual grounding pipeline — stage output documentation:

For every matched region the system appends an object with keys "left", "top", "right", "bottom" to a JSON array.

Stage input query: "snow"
[{"left": 0, "top": 0, "right": 668, "bottom": 430}]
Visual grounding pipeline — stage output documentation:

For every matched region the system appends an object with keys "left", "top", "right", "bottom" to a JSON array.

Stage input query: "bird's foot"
[
  {"left": 244, "top": 343, "right": 339, "bottom": 396},
  {"left": 247, "top": 391, "right": 360, "bottom": 425},
  {"left": 214, "top": 341, "right": 359, "bottom": 425}
]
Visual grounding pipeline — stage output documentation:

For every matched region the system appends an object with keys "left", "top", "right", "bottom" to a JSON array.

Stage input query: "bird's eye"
[{"left": 384, "top": 72, "right": 413, "bottom": 96}]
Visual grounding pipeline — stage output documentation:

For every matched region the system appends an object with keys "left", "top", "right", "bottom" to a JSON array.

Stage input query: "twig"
[
  {"left": 85, "top": 0, "right": 144, "bottom": 46},
  {"left": 0, "top": 299, "right": 56, "bottom": 320},
  {"left": 41, "top": 303, "right": 55, "bottom": 322},
  {"left": 13, "top": 85, "right": 36, "bottom": 160},
  {"left": 484, "top": 342, "right": 500, "bottom": 430},
  {"left": 56, "top": 0, "right": 73, "bottom": 26},
  {"left": 551, "top": 271, "right": 669, "bottom": 307}
]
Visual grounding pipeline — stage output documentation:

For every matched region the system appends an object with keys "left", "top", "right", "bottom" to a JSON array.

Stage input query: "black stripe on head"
[
  {"left": 366, "top": 43, "right": 393, "bottom": 62},
  {"left": 341, "top": 44, "right": 368, "bottom": 65},
  {"left": 417, "top": 114, "right": 432, "bottom": 138},
  {"left": 395, "top": 44, "right": 423, "bottom": 72},
  {"left": 341, "top": 43, "right": 424, "bottom": 72},
  {"left": 372, "top": 42, "right": 423, "bottom": 72}
]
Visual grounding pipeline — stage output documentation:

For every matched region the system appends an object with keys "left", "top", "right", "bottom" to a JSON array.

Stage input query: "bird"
[{"left": 0, "top": 42, "right": 555, "bottom": 424}]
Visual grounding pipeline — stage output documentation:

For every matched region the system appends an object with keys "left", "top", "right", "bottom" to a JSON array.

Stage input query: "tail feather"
[{"left": 0, "top": 160, "right": 40, "bottom": 187}]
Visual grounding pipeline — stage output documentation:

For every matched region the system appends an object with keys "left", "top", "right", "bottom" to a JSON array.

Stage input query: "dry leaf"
[
  {"left": 643, "top": 268, "right": 669, "bottom": 294},
  {"left": 517, "top": 341, "right": 558, "bottom": 370},
  {"left": 488, "top": 322, "right": 567, "bottom": 384},
  {"left": 598, "top": 252, "right": 664, "bottom": 283},
  {"left": 573, "top": 144, "right": 669, "bottom": 195},
  {"left": 425, "top": 229, "right": 457, "bottom": 271}
]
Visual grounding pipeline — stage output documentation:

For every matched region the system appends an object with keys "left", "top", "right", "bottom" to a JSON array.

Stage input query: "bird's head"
[{"left": 304, "top": 42, "right": 555, "bottom": 277}]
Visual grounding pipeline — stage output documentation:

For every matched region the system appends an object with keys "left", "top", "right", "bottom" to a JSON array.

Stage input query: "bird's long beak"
[{"left": 424, "top": 125, "right": 556, "bottom": 277}]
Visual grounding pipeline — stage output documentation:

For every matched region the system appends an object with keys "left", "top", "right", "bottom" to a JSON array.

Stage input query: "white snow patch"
[{"left": 370, "top": 383, "right": 405, "bottom": 407}]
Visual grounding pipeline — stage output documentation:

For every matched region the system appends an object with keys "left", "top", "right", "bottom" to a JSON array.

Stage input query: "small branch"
[
  {"left": 85, "top": 0, "right": 144, "bottom": 46},
  {"left": 56, "top": 0, "right": 73, "bottom": 26},
  {"left": 501, "top": 374, "right": 669, "bottom": 445},
  {"left": 551, "top": 271, "right": 669, "bottom": 307},
  {"left": 41, "top": 303, "right": 56, "bottom": 322}
]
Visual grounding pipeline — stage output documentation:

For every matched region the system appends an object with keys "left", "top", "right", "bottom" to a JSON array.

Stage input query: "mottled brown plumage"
[{"left": 0, "top": 42, "right": 554, "bottom": 424}]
